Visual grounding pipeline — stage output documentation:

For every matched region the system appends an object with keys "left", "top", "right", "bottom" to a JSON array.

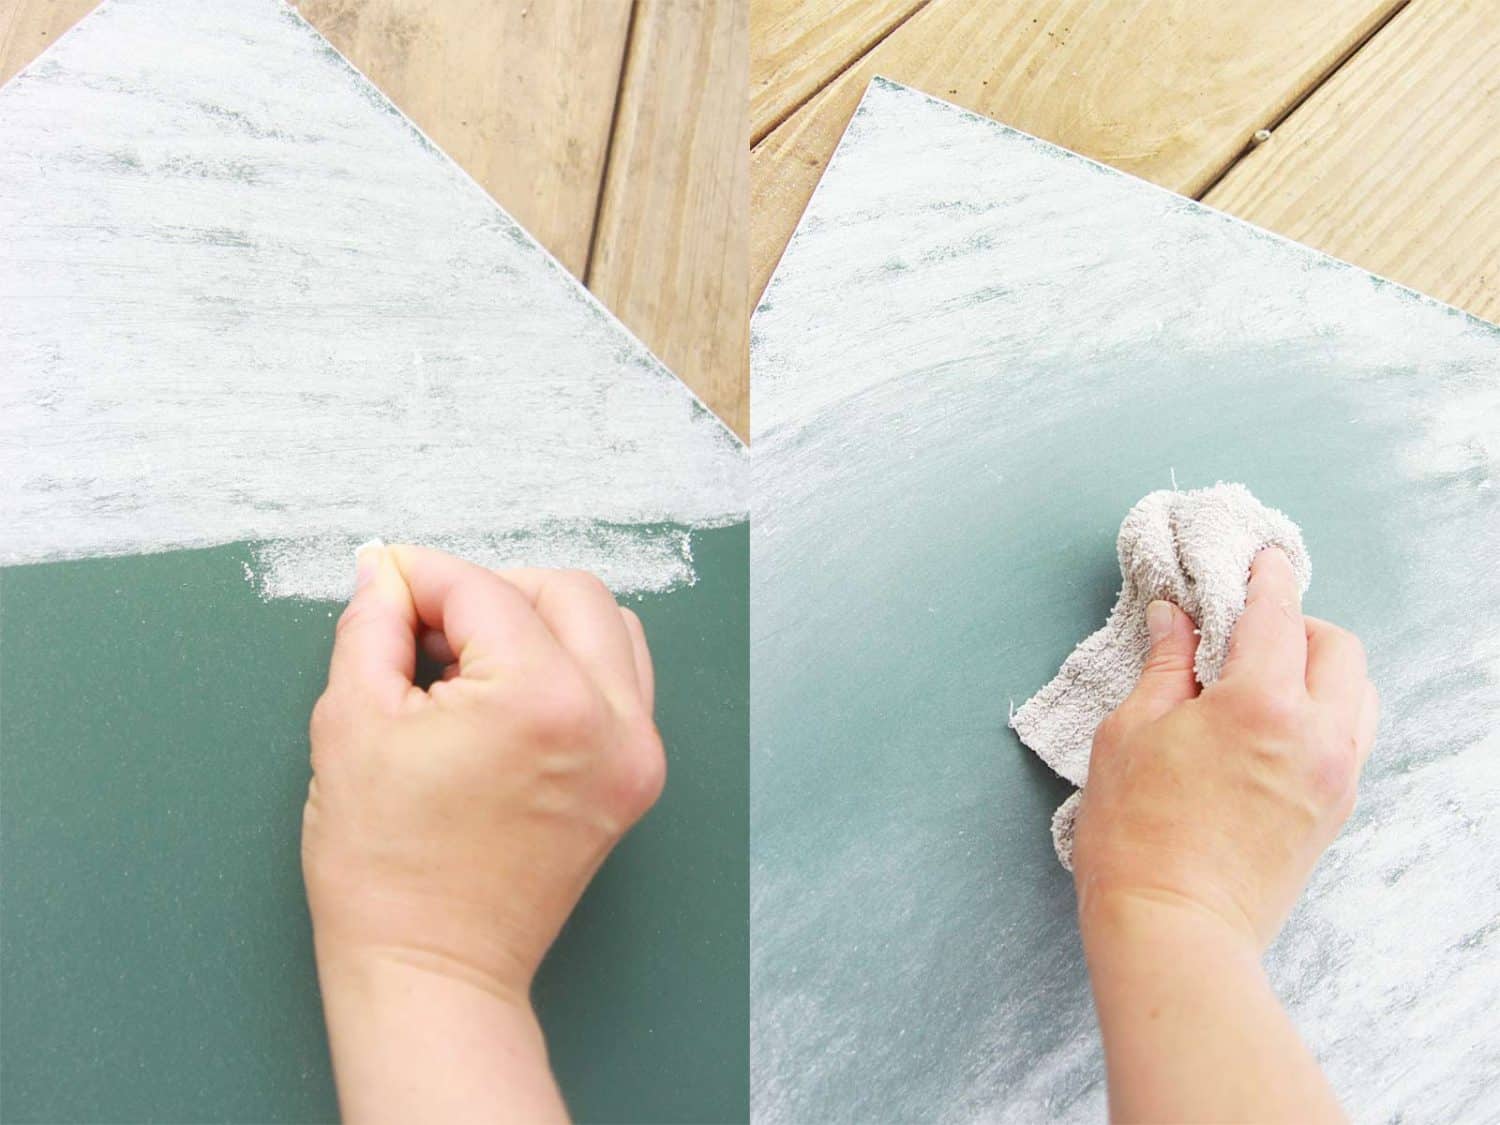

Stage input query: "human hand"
[
  {"left": 302, "top": 544, "right": 664, "bottom": 1123},
  {"left": 1073, "top": 547, "right": 1379, "bottom": 952},
  {"left": 304, "top": 543, "right": 663, "bottom": 998}
]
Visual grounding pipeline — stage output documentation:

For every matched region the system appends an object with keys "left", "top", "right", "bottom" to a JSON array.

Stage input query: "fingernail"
[
  {"left": 354, "top": 538, "right": 384, "bottom": 590},
  {"left": 1146, "top": 600, "right": 1173, "bottom": 643}
]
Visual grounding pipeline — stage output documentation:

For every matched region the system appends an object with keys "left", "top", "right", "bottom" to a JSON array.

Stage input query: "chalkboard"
[
  {"left": 750, "top": 78, "right": 1500, "bottom": 1123},
  {"left": 1, "top": 526, "right": 747, "bottom": 1123},
  {"left": 0, "top": 1, "right": 748, "bottom": 1120}
]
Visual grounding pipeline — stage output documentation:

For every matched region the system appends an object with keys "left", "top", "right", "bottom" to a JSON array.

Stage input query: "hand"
[
  {"left": 302, "top": 543, "right": 664, "bottom": 1123},
  {"left": 1073, "top": 547, "right": 1376, "bottom": 1123},
  {"left": 1074, "top": 547, "right": 1379, "bottom": 950}
]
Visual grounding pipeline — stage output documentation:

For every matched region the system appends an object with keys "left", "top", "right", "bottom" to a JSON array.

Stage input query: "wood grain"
[
  {"left": 591, "top": 0, "right": 749, "bottom": 437},
  {"left": 1206, "top": 0, "right": 1498, "bottom": 323},
  {"left": 751, "top": 0, "right": 1407, "bottom": 310},
  {"left": 0, "top": 0, "right": 99, "bottom": 83},
  {"left": 751, "top": 0, "right": 926, "bottom": 143},
  {"left": 292, "top": 0, "right": 632, "bottom": 278}
]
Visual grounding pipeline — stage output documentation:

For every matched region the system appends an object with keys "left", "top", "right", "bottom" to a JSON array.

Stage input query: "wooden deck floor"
[
  {"left": 6, "top": 0, "right": 1496, "bottom": 438},
  {"left": 753, "top": 0, "right": 1498, "bottom": 329},
  {"left": 1, "top": 0, "right": 749, "bottom": 437}
]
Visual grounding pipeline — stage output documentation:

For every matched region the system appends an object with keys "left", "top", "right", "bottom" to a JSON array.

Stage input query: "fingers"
[
  {"left": 1118, "top": 599, "right": 1201, "bottom": 725},
  {"left": 491, "top": 568, "right": 648, "bottom": 714},
  {"left": 387, "top": 546, "right": 564, "bottom": 681},
  {"left": 1306, "top": 615, "right": 1379, "bottom": 768},
  {"left": 328, "top": 546, "right": 651, "bottom": 718},
  {"left": 1304, "top": 616, "right": 1367, "bottom": 725},
  {"left": 324, "top": 542, "right": 420, "bottom": 711},
  {"left": 1222, "top": 548, "right": 1306, "bottom": 691},
  {"left": 619, "top": 607, "right": 655, "bottom": 715}
]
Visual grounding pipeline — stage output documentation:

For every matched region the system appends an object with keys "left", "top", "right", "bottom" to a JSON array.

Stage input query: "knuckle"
[
  {"left": 1332, "top": 772, "right": 1359, "bottom": 822},
  {"left": 1334, "top": 725, "right": 1363, "bottom": 780},
  {"left": 520, "top": 674, "right": 606, "bottom": 745},
  {"left": 307, "top": 694, "right": 349, "bottom": 770},
  {"left": 1319, "top": 622, "right": 1368, "bottom": 674},
  {"left": 333, "top": 596, "right": 373, "bottom": 638},
  {"left": 1143, "top": 647, "right": 1193, "bottom": 676},
  {"left": 1326, "top": 620, "right": 1355, "bottom": 644},
  {"left": 1345, "top": 632, "right": 1368, "bottom": 672},
  {"left": 556, "top": 568, "right": 612, "bottom": 601},
  {"left": 1092, "top": 710, "right": 1127, "bottom": 752},
  {"left": 308, "top": 693, "right": 339, "bottom": 743},
  {"left": 615, "top": 720, "right": 667, "bottom": 814},
  {"left": 1307, "top": 720, "right": 1362, "bottom": 817},
  {"left": 1315, "top": 749, "right": 1360, "bottom": 822},
  {"left": 1243, "top": 684, "right": 1303, "bottom": 733}
]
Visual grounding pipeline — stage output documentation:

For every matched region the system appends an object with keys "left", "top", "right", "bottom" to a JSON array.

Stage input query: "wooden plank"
[
  {"left": 590, "top": 0, "right": 749, "bottom": 437},
  {"left": 751, "top": 0, "right": 926, "bottom": 143},
  {"left": 292, "top": 0, "right": 631, "bottom": 278},
  {"left": 1206, "top": 0, "right": 1499, "bottom": 323},
  {"left": 0, "top": 0, "right": 100, "bottom": 83},
  {"left": 6, "top": 0, "right": 632, "bottom": 279},
  {"left": 750, "top": 0, "right": 1407, "bottom": 312}
]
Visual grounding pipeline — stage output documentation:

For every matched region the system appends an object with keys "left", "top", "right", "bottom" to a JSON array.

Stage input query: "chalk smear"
[
  {"left": 0, "top": 0, "right": 745, "bottom": 599},
  {"left": 247, "top": 524, "right": 700, "bottom": 602}
]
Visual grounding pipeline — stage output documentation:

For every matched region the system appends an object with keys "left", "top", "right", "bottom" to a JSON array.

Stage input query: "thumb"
[
  {"left": 324, "top": 540, "right": 419, "bottom": 711},
  {"left": 1123, "top": 600, "right": 1200, "bottom": 723}
]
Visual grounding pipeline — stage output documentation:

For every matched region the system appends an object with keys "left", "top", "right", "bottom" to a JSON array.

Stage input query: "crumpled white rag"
[{"left": 1009, "top": 482, "right": 1311, "bottom": 868}]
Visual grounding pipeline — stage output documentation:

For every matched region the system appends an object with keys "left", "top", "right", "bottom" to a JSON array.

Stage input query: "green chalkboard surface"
[{"left": 1, "top": 524, "right": 747, "bottom": 1124}]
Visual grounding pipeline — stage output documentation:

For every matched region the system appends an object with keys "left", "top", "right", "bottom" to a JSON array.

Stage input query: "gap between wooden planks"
[
  {"left": 1205, "top": 0, "right": 1499, "bottom": 324},
  {"left": 297, "top": 0, "right": 749, "bottom": 435},
  {"left": 3, "top": 0, "right": 633, "bottom": 277},
  {"left": 293, "top": 0, "right": 633, "bottom": 282},
  {"left": 2, "top": 0, "right": 749, "bottom": 436},
  {"left": 590, "top": 0, "right": 749, "bottom": 439},
  {"left": 751, "top": 0, "right": 1414, "bottom": 317},
  {"left": 752, "top": 0, "right": 928, "bottom": 143}
]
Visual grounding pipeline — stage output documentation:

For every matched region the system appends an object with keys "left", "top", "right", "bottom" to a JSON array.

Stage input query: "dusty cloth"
[{"left": 1009, "top": 482, "right": 1311, "bottom": 868}]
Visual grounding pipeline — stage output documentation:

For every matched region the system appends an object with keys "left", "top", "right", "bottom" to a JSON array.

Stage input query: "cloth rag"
[{"left": 1009, "top": 482, "right": 1311, "bottom": 869}]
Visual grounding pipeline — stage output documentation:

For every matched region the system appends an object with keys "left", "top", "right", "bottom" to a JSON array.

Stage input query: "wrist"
[
  {"left": 1076, "top": 880, "right": 1260, "bottom": 964},
  {"left": 314, "top": 933, "right": 536, "bottom": 1016},
  {"left": 307, "top": 886, "right": 541, "bottom": 1008},
  {"left": 1076, "top": 883, "right": 1344, "bottom": 1124},
  {"left": 314, "top": 939, "right": 566, "bottom": 1124}
]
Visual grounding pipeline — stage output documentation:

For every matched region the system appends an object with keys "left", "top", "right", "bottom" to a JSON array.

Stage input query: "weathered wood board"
[
  {"left": 0, "top": 2, "right": 747, "bottom": 1120},
  {"left": 750, "top": 0, "right": 926, "bottom": 142},
  {"left": 1205, "top": 0, "right": 1500, "bottom": 325},
  {"left": 589, "top": 0, "right": 751, "bottom": 438},
  {"left": 289, "top": 0, "right": 634, "bottom": 281},
  {"left": 749, "top": 0, "right": 1406, "bottom": 312},
  {"left": 750, "top": 78, "right": 1499, "bottom": 1123}
]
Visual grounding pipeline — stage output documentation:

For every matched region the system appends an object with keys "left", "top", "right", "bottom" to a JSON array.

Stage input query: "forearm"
[
  {"left": 1080, "top": 890, "right": 1344, "bottom": 1124},
  {"left": 315, "top": 942, "right": 568, "bottom": 1125}
]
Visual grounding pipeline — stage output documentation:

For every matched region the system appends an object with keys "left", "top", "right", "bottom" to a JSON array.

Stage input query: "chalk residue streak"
[
  {"left": 751, "top": 78, "right": 1500, "bottom": 1125},
  {"left": 0, "top": 0, "right": 745, "bottom": 599}
]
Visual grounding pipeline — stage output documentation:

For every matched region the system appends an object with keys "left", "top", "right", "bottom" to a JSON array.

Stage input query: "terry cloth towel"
[{"left": 1009, "top": 482, "right": 1311, "bottom": 869}]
